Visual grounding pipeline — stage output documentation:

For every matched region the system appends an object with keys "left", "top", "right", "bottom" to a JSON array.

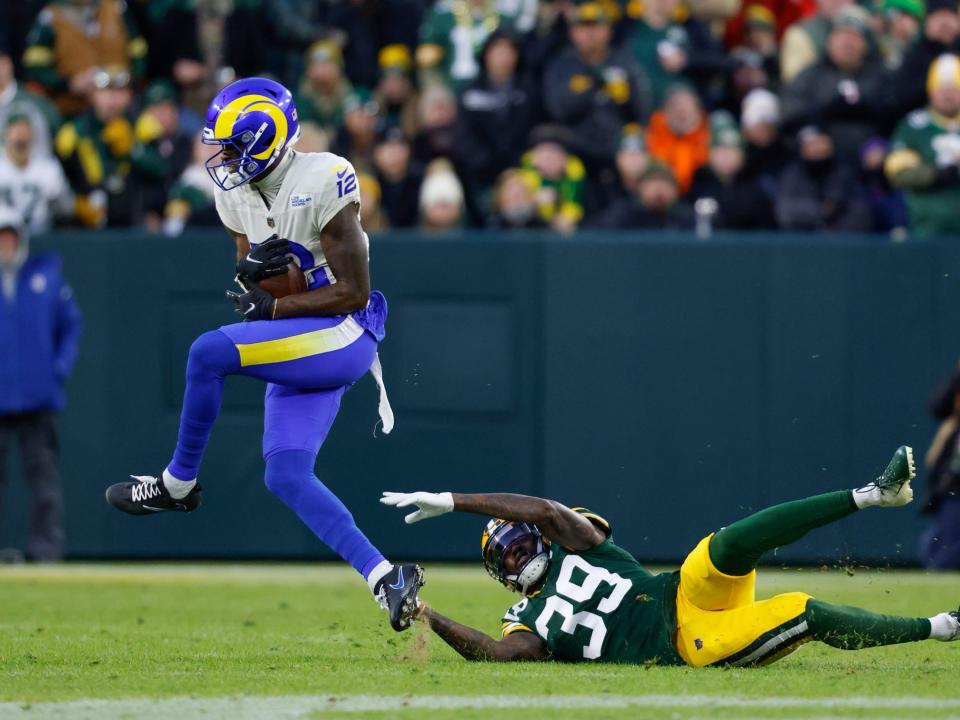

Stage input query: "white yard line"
[{"left": 2, "top": 694, "right": 960, "bottom": 719}]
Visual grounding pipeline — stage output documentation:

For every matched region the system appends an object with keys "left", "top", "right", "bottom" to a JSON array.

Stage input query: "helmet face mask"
[
  {"left": 203, "top": 77, "right": 301, "bottom": 191},
  {"left": 481, "top": 519, "right": 550, "bottom": 595},
  {"left": 203, "top": 128, "right": 266, "bottom": 191}
]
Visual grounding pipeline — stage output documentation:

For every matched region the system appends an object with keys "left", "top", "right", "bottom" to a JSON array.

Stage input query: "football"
[{"left": 257, "top": 262, "right": 307, "bottom": 298}]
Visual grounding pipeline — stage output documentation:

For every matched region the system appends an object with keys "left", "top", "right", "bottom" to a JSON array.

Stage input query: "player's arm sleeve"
[
  {"left": 501, "top": 603, "right": 534, "bottom": 637},
  {"left": 315, "top": 157, "right": 361, "bottom": 233},
  {"left": 214, "top": 191, "right": 245, "bottom": 235}
]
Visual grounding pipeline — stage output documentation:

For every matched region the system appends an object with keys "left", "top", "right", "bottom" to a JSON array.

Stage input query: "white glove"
[{"left": 380, "top": 491, "right": 454, "bottom": 524}]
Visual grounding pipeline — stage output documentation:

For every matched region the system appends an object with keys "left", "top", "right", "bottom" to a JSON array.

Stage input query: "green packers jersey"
[
  {"left": 889, "top": 109, "right": 960, "bottom": 237},
  {"left": 500, "top": 511, "right": 683, "bottom": 665},
  {"left": 417, "top": 0, "right": 536, "bottom": 90}
]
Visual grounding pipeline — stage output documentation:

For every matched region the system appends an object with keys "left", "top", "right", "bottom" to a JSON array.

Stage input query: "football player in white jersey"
[{"left": 105, "top": 77, "right": 423, "bottom": 631}]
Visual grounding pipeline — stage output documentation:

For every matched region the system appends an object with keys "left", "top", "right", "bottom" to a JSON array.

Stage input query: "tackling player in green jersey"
[{"left": 382, "top": 446, "right": 959, "bottom": 665}]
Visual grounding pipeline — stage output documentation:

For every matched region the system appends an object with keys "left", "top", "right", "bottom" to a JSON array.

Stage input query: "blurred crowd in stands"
[{"left": 2, "top": 0, "right": 960, "bottom": 238}]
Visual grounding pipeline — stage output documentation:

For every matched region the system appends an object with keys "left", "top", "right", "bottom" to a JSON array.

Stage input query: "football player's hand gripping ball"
[
  {"left": 380, "top": 491, "right": 454, "bottom": 524},
  {"left": 236, "top": 235, "right": 291, "bottom": 281},
  {"left": 225, "top": 275, "right": 277, "bottom": 321}
]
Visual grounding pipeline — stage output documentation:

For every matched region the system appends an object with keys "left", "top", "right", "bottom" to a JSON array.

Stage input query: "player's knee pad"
[{"left": 186, "top": 330, "right": 237, "bottom": 380}]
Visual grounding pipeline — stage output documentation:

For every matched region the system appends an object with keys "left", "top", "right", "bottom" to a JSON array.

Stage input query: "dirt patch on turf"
[{"left": 400, "top": 617, "right": 431, "bottom": 662}]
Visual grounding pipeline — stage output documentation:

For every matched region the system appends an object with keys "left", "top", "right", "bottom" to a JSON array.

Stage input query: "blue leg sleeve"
[
  {"left": 168, "top": 330, "right": 240, "bottom": 481},
  {"left": 264, "top": 449, "right": 386, "bottom": 578}
]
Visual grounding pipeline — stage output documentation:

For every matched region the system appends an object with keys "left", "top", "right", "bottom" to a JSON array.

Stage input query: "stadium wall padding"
[{"left": 3, "top": 230, "right": 958, "bottom": 566}]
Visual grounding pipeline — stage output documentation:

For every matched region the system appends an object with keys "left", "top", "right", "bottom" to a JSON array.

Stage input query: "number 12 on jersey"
[
  {"left": 535, "top": 555, "right": 632, "bottom": 659},
  {"left": 336, "top": 170, "right": 357, "bottom": 198}
]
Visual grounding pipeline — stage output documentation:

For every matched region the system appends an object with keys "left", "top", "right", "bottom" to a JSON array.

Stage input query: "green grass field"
[{"left": 0, "top": 563, "right": 957, "bottom": 719}]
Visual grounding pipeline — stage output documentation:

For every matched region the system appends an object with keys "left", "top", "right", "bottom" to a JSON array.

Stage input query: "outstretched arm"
[
  {"left": 381, "top": 491, "right": 606, "bottom": 550},
  {"left": 419, "top": 604, "right": 549, "bottom": 662}
]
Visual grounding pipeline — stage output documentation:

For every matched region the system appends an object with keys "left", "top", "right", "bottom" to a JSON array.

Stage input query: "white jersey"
[
  {"left": 0, "top": 155, "right": 70, "bottom": 235},
  {"left": 213, "top": 151, "right": 362, "bottom": 290}
]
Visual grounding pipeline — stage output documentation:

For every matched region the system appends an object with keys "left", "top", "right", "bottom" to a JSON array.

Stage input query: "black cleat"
[
  {"left": 375, "top": 564, "right": 425, "bottom": 631},
  {"left": 105, "top": 474, "right": 202, "bottom": 515}
]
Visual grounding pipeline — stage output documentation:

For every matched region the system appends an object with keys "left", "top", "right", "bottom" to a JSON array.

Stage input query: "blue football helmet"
[
  {"left": 202, "top": 77, "right": 301, "bottom": 191},
  {"left": 481, "top": 518, "right": 550, "bottom": 594}
]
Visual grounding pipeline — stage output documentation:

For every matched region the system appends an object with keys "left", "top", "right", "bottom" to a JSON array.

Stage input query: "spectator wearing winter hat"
[
  {"left": 23, "top": 0, "right": 148, "bottom": 118},
  {"left": 894, "top": 0, "right": 960, "bottom": 116},
  {"left": 587, "top": 160, "right": 695, "bottom": 229},
  {"left": 518, "top": 125, "right": 587, "bottom": 233},
  {"left": 129, "top": 80, "right": 193, "bottom": 231},
  {"left": 741, "top": 5, "right": 780, "bottom": 74},
  {"left": 543, "top": 2, "right": 650, "bottom": 167},
  {"left": 625, "top": 0, "right": 728, "bottom": 108},
  {"left": 419, "top": 158, "right": 465, "bottom": 232},
  {"left": 723, "top": 0, "right": 817, "bottom": 51},
  {"left": 612, "top": 122, "right": 652, "bottom": 201},
  {"left": 374, "top": 45, "right": 419, "bottom": 138},
  {"left": 0, "top": 113, "right": 72, "bottom": 235},
  {"left": 722, "top": 47, "right": 775, "bottom": 119},
  {"left": 490, "top": 169, "right": 546, "bottom": 229},
  {"left": 886, "top": 53, "right": 960, "bottom": 237},
  {"left": 416, "top": 0, "right": 536, "bottom": 91},
  {"left": 372, "top": 124, "right": 423, "bottom": 229},
  {"left": 412, "top": 83, "right": 458, "bottom": 167},
  {"left": 330, "top": 87, "right": 380, "bottom": 173},
  {"left": 295, "top": 41, "right": 354, "bottom": 145},
  {"left": 780, "top": 0, "right": 856, "bottom": 83},
  {"left": 454, "top": 29, "right": 540, "bottom": 225},
  {"left": 689, "top": 111, "right": 777, "bottom": 229},
  {"left": 781, "top": 7, "right": 896, "bottom": 163},
  {"left": 740, "top": 88, "right": 790, "bottom": 204},
  {"left": 718, "top": 5, "right": 780, "bottom": 107},
  {"left": 776, "top": 125, "right": 873, "bottom": 231},
  {"left": 55, "top": 65, "right": 137, "bottom": 228},
  {"left": 645, "top": 84, "right": 710, "bottom": 194},
  {"left": 0, "top": 47, "right": 59, "bottom": 160},
  {"left": 880, "top": 0, "right": 925, "bottom": 69}
]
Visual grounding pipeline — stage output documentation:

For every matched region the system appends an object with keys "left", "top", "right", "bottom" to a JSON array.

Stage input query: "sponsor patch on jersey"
[{"left": 290, "top": 194, "right": 313, "bottom": 208}]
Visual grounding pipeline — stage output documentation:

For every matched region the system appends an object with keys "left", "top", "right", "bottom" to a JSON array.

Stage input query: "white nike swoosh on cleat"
[
  {"left": 246, "top": 256, "right": 263, "bottom": 263},
  {"left": 245, "top": 303, "right": 256, "bottom": 314},
  {"left": 389, "top": 567, "right": 405, "bottom": 590}
]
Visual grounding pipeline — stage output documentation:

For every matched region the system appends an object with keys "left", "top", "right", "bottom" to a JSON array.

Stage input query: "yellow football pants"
[{"left": 675, "top": 534, "right": 813, "bottom": 667}]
